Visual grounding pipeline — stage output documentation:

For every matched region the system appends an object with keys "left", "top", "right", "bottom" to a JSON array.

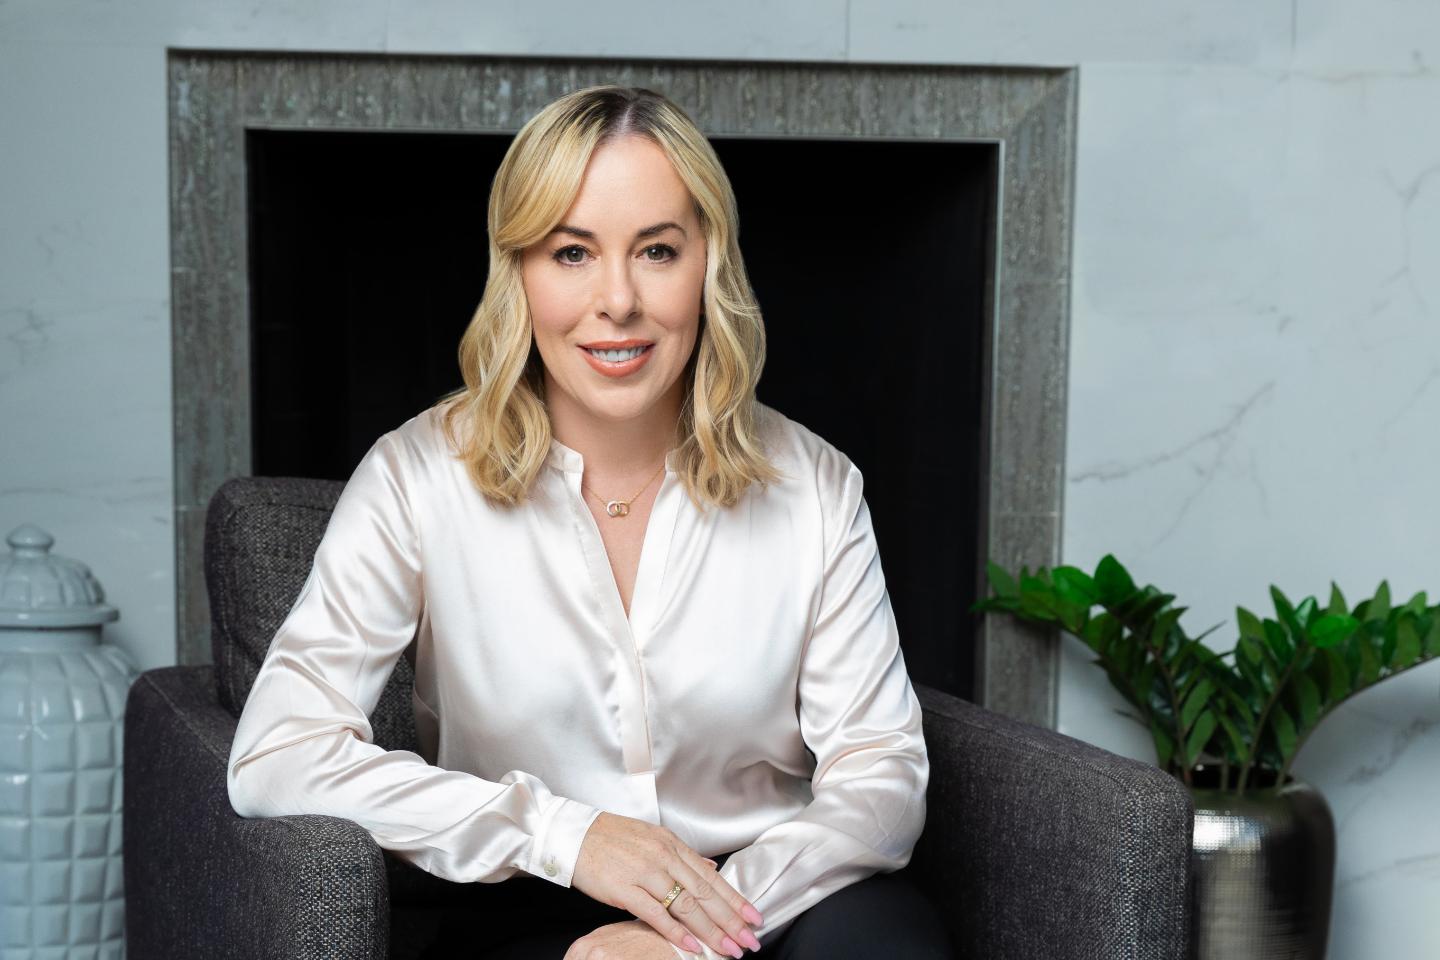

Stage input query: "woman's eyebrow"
[{"left": 549, "top": 221, "right": 687, "bottom": 240}]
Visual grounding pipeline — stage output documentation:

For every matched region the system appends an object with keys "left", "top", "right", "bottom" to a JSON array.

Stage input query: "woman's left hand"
[{"left": 563, "top": 919, "right": 688, "bottom": 960}]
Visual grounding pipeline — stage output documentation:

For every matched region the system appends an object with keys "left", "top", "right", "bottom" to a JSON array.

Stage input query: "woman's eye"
[{"left": 551, "top": 243, "right": 678, "bottom": 266}]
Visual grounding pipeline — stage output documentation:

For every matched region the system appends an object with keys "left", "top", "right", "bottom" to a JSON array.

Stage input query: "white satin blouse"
[{"left": 226, "top": 397, "right": 929, "bottom": 957}]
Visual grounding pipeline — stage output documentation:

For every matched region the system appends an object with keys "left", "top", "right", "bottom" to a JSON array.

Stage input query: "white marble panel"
[
  {"left": 0, "top": 0, "right": 392, "bottom": 49},
  {"left": 850, "top": 0, "right": 1295, "bottom": 67},
  {"left": 0, "top": 40, "right": 175, "bottom": 673},
  {"left": 0, "top": 43, "right": 168, "bottom": 308},
  {"left": 1295, "top": 0, "right": 1440, "bottom": 73},
  {"left": 385, "top": 0, "right": 850, "bottom": 60},
  {"left": 1063, "top": 61, "right": 1440, "bottom": 959}
]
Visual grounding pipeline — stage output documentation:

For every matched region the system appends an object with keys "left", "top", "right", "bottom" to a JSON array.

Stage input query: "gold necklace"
[{"left": 582, "top": 460, "right": 667, "bottom": 518}]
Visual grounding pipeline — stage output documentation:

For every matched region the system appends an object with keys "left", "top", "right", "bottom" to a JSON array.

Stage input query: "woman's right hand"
[{"left": 571, "top": 812, "right": 764, "bottom": 958}]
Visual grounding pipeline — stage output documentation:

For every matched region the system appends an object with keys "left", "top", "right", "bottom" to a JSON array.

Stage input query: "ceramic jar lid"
[{"left": 0, "top": 524, "right": 120, "bottom": 628}]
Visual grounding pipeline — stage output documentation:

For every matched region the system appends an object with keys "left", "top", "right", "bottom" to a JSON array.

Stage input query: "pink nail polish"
[
  {"left": 684, "top": 935, "right": 701, "bottom": 952},
  {"left": 722, "top": 936, "right": 743, "bottom": 958},
  {"left": 742, "top": 905, "right": 763, "bottom": 925},
  {"left": 740, "top": 928, "right": 762, "bottom": 951}
]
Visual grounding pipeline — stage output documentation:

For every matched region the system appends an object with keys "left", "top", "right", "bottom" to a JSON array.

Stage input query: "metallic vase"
[
  {"left": 0, "top": 524, "right": 137, "bottom": 959},
  {"left": 1188, "top": 764, "right": 1336, "bottom": 960}
]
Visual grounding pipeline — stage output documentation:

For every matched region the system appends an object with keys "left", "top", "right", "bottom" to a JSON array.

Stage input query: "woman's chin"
[{"left": 577, "top": 395, "right": 658, "bottom": 423}]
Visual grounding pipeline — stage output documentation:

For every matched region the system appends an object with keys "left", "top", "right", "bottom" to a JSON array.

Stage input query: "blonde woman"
[{"left": 227, "top": 84, "right": 950, "bottom": 960}]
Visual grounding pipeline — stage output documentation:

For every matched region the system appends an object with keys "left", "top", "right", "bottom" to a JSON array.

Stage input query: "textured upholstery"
[
  {"left": 123, "top": 475, "right": 1194, "bottom": 959},
  {"left": 204, "top": 475, "right": 419, "bottom": 753}
]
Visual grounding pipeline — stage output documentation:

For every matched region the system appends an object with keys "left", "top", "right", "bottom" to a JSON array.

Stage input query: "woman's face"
[{"left": 521, "top": 134, "right": 707, "bottom": 427}]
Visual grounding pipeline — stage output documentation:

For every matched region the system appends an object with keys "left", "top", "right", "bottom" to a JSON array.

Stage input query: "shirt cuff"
[{"left": 526, "top": 796, "right": 603, "bottom": 887}]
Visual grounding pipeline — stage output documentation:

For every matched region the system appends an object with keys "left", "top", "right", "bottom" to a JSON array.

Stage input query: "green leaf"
[
  {"left": 1393, "top": 617, "right": 1422, "bottom": 670},
  {"left": 1263, "top": 619, "right": 1295, "bottom": 665},
  {"left": 1148, "top": 606, "right": 1187, "bottom": 651},
  {"left": 1127, "top": 591, "right": 1177, "bottom": 628},
  {"left": 1323, "top": 648, "right": 1351, "bottom": 701},
  {"left": 1270, "top": 703, "right": 1298, "bottom": 760},
  {"left": 1293, "top": 672, "right": 1321, "bottom": 729},
  {"left": 1364, "top": 581, "right": 1392, "bottom": 623},
  {"left": 985, "top": 561, "right": 1019, "bottom": 599},
  {"left": 1080, "top": 615, "right": 1110, "bottom": 653},
  {"left": 1052, "top": 565, "right": 1099, "bottom": 608},
  {"left": 1094, "top": 555, "right": 1137, "bottom": 607},
  {"left": 1357, "top": 637, "right": 1381, "bottom": 685},
  {"left": 1310, "top": 613, "right": 1358, "bottom": 649},
  {"left": 1237, "top": 606, "right": 1265, "bottom": 642},
  {"left": 1424, "top": 616, "right": 1440, "bottom": 657},
  {"left": 1180, "top": 678, "right": 1215, "bottom": 731},
  {"left": 1149, "top": 719, "right": 1176, "bottom": 771},
  {"left": 1381, "top": 617, "right": 1398, "bottom": 669},
  {"left": 1184, "top": 710, "right": 1219, "bottom": 767},
  {"left": 1271, "top": 585, "right": 1302, "bottom": 640},
  {"left": 1403, "top": 590, "right": 1428, "bottom": 617},
  {"left": 1215, "top": 713, "right": 1248, "bottom": 764},
  {"left": 1295, "top": 596, "right": 1319, "bottom": 632},
  {"left": 1327, "top": 583, "right": 1349, "bottom": 616},
  {"left": 1220, "top": 684, "right": 1257, "bottom": 726}
]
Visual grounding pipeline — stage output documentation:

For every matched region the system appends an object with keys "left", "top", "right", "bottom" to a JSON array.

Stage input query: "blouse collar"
[{"left": 545, "top": 436, "right": 680, "bottom": 476}]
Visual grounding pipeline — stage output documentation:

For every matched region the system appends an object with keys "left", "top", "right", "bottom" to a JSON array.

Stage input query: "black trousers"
[{"left": 423, "top": 851, "right": 954, "bottom": 959}]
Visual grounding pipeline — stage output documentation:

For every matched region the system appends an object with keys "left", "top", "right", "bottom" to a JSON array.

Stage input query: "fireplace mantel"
[{"left": 168, "top": 49, "right": 1076, "bottom": 728}]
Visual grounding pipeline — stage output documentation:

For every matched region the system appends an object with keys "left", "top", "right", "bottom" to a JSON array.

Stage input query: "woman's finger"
[
  {"left": 675, "top": 849, "right": 764, "bottom": 943},
  {"left": 676, "top": 846, "right": 760, "bottom": 932},
  {"left": 622, "top": 876, "right": 720, "bottom": 957},
  {"left": 641, "top": 857, "right": 756, "bottom": 958}
]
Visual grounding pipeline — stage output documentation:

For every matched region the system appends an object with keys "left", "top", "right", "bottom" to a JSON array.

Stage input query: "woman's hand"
[
  {"left": 572, "top": 812, "right": 763, "bottom": 959},
  {"left": 563, "top": 920, "right": 684, "bottom": 960}
]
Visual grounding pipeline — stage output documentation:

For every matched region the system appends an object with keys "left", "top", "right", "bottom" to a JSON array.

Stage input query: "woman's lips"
[{"left": 579, "top": 343, "right": 655, "bottom": 378}]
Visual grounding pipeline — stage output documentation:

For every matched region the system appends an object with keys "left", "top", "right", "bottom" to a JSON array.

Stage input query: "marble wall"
[{"left": 1, "top": 1, "right": 1434, "bottom": 955}]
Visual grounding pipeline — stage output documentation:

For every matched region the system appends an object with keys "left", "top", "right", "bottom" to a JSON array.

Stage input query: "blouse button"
[{"left": 544, "top": 858, "right": 558, "bottom": 877}]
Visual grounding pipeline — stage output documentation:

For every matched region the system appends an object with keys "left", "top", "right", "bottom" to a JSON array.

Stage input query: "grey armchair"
[{"left": 123, "top": 475, "right": 1193, "bottom": 959}]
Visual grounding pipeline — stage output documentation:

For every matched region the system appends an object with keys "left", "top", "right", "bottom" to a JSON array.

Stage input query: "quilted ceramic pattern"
[{"left": 0, "top": 644, "right": 137, "bottom": 959}]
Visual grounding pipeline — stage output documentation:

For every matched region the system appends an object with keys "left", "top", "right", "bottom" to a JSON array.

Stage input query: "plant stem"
[
  {"left": 1111, "top": 604, "right": 1192, "bottom": 787},
  {"left": 1236, "top": 652, "right": 1303, "bottom": 796}
]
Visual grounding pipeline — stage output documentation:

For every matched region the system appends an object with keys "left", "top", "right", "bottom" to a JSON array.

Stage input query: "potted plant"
[{"left": 973, "top": 554, "right": 1440, "bottom": 960}]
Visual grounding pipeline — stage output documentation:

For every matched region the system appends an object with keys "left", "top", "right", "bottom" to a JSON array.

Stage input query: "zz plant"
[{"left": 973, "top": 555, "right": 1440, "bottom": 796}]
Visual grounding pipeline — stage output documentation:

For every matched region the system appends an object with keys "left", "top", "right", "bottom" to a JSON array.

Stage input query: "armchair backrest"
[{"left": 202, "top": 475, "right": 420, "bottom": 753}]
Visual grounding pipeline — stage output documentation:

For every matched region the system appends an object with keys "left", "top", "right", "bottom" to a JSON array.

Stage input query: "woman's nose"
[{"left": 596, "top": 258, "right": 640, "bottom": 321}]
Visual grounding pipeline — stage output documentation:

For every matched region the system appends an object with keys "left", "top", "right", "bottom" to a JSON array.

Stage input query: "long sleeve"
[
  {"left": 672, "top": 455, "right": 930, "bottom": 958},
  {"left": 226, "top": 431, "right": 603, "bottom": 887}
]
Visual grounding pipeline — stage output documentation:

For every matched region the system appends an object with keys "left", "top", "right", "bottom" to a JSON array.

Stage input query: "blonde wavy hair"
[{"left": 438, "top": 83, "right": 785, "bottom": 512}]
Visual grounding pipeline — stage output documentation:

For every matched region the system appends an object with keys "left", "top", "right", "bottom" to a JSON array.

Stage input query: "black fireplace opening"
[{"left": 246, "top": 128, "right": 993, "bottom": 703}]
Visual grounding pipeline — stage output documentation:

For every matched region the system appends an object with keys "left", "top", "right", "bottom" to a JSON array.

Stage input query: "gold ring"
[{"left": 660, "top": 881, "right": 685, "bottom": 910}]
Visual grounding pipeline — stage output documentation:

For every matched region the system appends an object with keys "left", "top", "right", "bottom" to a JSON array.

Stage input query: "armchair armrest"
[
  {"left": 910, "top": 683, "right": 1192, "bottom": 960},
  {"left": 123, "top": 665, "right": 391, "bottom": 960}
]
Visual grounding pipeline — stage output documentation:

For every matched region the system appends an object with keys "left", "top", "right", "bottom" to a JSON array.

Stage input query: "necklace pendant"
[{"left": 605, "top": 500, "right": 630, "bottom": 518}]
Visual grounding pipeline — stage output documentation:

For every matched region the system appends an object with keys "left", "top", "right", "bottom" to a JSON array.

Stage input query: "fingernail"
[
  {"left": 742, "top": 904, "right": 763, "bottom": 925},
  {"left": 704, "top": 858, "right": 718, "bottom": 868},
  {"left": 740, "top": 929, "right": 762, "bottom": 951},
  {"left": 723, "top": 936, "right": 743, "bottom": 958},
  {"left": 684, "top": 935, "right": 701, "bottom": 952}
]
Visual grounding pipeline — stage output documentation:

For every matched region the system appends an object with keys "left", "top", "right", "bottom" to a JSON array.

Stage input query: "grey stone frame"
[{"left": 168, "top": 50, "right": 1076, "bottom": 729}]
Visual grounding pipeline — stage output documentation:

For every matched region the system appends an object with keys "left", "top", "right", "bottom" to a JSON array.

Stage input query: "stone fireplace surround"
[{"left": 168, "top": 49, "right": 1076, "bottom": 728}]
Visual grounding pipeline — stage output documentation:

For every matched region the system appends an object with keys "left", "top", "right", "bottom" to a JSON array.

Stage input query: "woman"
[{"left": 227, "top": 84, "right": 952, "bottom": 960}]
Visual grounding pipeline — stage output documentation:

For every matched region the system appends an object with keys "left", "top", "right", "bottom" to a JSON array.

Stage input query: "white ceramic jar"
[{"left": 0, "top": 524, "right": 137, "bottom": 959}]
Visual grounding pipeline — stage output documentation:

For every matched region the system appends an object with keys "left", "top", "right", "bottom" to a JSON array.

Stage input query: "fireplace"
[{"left": 170, "top": 51, "right": 1076, "bottom": 726}]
